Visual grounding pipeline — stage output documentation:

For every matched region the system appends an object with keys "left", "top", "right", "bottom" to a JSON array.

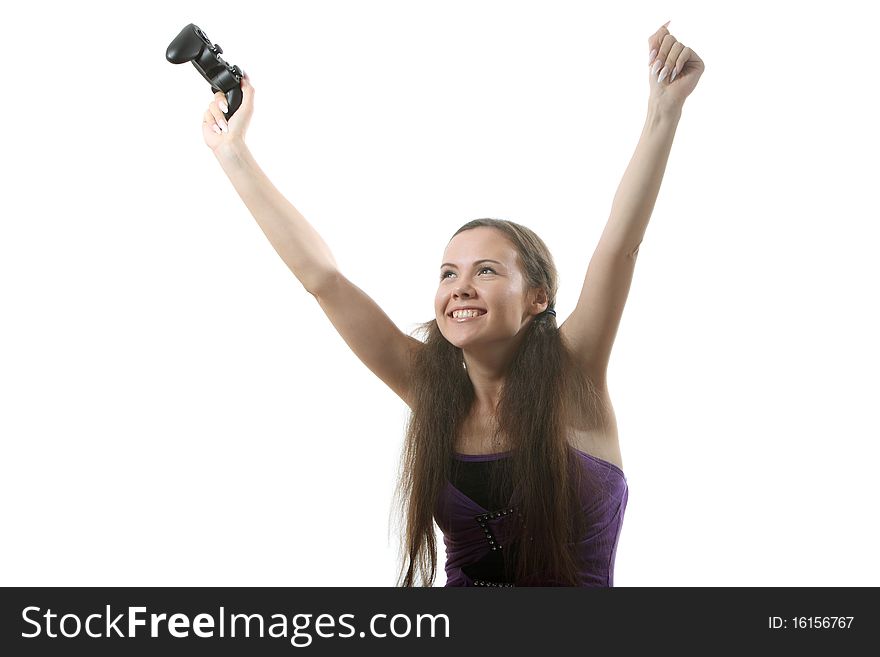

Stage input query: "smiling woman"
[
  {"left": 394, "top": 218, "right": 622, "bottom": 587},
  {"left": 202, "top": 20, "right": 703, "bottom": 586}
]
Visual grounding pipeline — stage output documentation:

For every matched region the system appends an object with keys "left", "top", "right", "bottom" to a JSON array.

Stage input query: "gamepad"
[{"left": 166, "top": 23, "right": 244, "bottom": 118}]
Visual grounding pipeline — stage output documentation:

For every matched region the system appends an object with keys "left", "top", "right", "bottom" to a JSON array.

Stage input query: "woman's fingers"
[
  {"left": 202, "top": 76, "right": 253, "bottom": 147},
  {"left": 648, "top": 29, "right": 687, "bottom": 84},
  {"left": 203, "top": 100, "right": 227, "bottom": 134},
  {"left": 214, "top": 90, "right": 228, "bottom": 110},
  {"left": 651, "top": 34, "right": 674, "bottom": 71},
  {"left": 207, "top": 98, "right": 229, "bottom": 133},
  {"left": 669, "top": 46, "right": 692, "bottom": 81},
  {"left": 203, "top": 109, "right": 221, "bottom": 135},
  {"left": 658, "top": 40, "right": 685, "bottom": 83},
  {"left": 647, "top": 21, "right": 671, "bottom": 58}
]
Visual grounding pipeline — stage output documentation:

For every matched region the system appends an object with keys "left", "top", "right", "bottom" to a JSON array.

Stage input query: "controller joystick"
[{"left": 166, "top": 23, "right": 244, "bottom": 118}]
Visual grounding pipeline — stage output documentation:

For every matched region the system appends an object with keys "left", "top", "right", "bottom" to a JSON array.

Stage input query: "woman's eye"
[{"left": 440, "top": 267, "right": 494, "bottom": 280}]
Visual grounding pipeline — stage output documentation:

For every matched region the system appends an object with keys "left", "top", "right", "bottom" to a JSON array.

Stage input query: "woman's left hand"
[{"left": 647, "top": 21, "right": 704, "bottom": 111}]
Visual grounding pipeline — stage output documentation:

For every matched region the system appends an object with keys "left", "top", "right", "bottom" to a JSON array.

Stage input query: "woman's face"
[{"left": 435, "top": 227, "right": 534, "bottom": 349}]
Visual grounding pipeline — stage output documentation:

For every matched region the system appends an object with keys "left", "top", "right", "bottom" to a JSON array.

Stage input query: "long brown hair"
[{"left": 392, "top": 218, "right": 608, "bottom": 586}]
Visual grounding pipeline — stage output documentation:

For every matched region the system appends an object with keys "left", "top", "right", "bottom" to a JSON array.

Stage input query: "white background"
[{"left": 2, "top": 1, "right": 878, "bottom": 586}]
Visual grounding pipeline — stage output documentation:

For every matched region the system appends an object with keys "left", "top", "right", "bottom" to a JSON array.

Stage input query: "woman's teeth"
[{"left": 451, "top": 310, "right": 486, "bottom": 320}]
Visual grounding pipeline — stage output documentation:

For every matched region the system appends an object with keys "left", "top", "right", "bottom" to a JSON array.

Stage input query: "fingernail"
[
  {"left": 658, "top": 66, "right": 669, "bottom": 83},
  {"left": 213, "top": 125, "right": 221, "bottom": 134},
  {"left": 648, "top": 48, "right": 658, "bottom": 65},
  {"left": 670, "top": 68, "right": 678, "bottom": 83},
  {"left": 651, "top": 60, "right": 662, "bottom": 76},
  {"left": 220, "top": 101, "right": 229, "bottom": 113}
]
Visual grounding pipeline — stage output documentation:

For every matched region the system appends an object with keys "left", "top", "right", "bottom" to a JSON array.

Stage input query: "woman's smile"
[
  {"left": 450, "top": 311, "right": 486, "bottom": 323},
  {"left": 448, "top": 307, "right": 488, "bottom": 322}
]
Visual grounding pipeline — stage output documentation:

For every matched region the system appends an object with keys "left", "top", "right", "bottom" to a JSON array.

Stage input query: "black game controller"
[{"left": 166, "top": 23, "right": 244, "bottom": 118}]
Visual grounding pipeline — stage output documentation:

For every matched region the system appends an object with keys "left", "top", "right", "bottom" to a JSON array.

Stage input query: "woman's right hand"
[{"left": 202, "top": 72, "right": 254, "bottom": 151}]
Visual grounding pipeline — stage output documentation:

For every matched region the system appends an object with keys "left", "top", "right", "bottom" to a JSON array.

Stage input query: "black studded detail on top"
[
  {"left": 468, "top": 507, "right": 523, "bottom": 587},
  {"left": 472, "top": 579, "right": 516, "bottom": 587},
  {"left": 451, "top": 458, "right": 520, "bottom": 585},
  {"left": 474, "top": 507, "right": 521, "bottom": 552}
]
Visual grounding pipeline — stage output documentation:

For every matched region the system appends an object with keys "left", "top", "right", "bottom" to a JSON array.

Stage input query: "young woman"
[{"left": 200, "top": 22, "right": 704, "bottom": 587}]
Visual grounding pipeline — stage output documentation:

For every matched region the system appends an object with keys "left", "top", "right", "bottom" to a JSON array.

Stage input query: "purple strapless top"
[{"left": 434, "top": 448, "right": 628, "bottom": 587}]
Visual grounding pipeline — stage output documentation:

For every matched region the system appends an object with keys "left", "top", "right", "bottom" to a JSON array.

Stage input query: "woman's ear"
[{"left": 530, "top": 288, "right": 550, "bottom": 315}]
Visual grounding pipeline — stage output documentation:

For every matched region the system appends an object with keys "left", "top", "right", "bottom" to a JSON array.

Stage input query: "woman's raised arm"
[
  {"left": 206, "top": 76, "right": 338, "bottom": 294},
  {"left": 204, "top": 76, "right": 420, "bottom": 405},
  {"left": 213, "top": 138, "right": 339, "bottom": 294},
  {"left": 560, "top": 23, "right": 704, "bottom": 384}
]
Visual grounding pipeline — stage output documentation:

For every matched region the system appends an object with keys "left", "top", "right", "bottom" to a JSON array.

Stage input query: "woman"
[{"left": 201, "top": 22, "right": 704, "bottom": 586}]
